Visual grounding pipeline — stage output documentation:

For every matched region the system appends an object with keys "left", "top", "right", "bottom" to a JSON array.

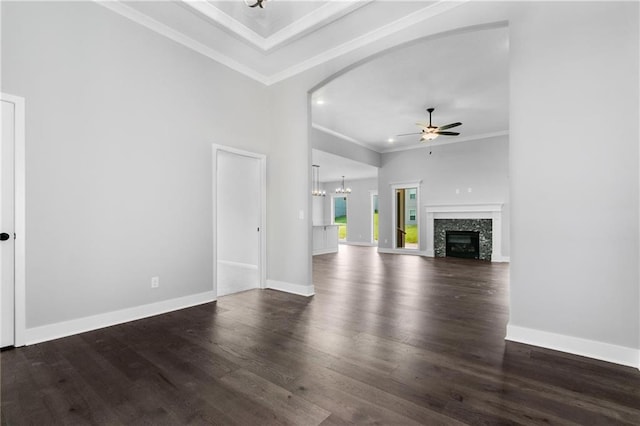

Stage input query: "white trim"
[
  {"left": 1, "top": 93, "right": 26, "bottom": 347},
  {"left": 183, "top": 0, "right": 371, "bottom": 52},
  {"left": 425, "top": 203, "right": 505, "bottom": 262},
  {"left": 266, "top": 280, "right": 315, "bottom": 297},
  {"left": 312, "top": 123, "right": 373, "bottom": 151},
  {"left": 95, "top": 1, "right": 467, "bottom": 86},
  {"left": 217, "top": 259, "right": 258, "bottom": 270},
  {"left": 382, "top": 130, "right": 510, "bottom": 154},
  {"left": 506, "top": 324, "right": 640, "bottom": 370},
  {"left": 265, "top": 1, "right": 469, "bottom": 85},
  {"left": 492, "top": 256, "right": 510, "bottom": 263},
  {"left": 388, "top": 180, "right": 423, "bottom": 187},
  {"left": 370, "top": 190, "right": 378, "bottom": 245},
  {"left": 212, "top": 145, "right": 267, "bottom": 298},
  {"left": 183, "top": 0, "right": 266, "bottom": 49},
  {"left": 340, "top": 241, "right": 375, "bottom": 247},
  {"left": 313, "top": 247, "right": 339, "bottom": 255},
  {"left": 96, "top": 1, "right": 269, "bottom": 84},
  {"left": 377, "top": 247, "right": 428, "bottom": 256},
  {"left": 390, "top": 182, "right": 421, "bottom": 251},
  {"left": 25, "top": 291, "right": 216, "bottom": 346}
]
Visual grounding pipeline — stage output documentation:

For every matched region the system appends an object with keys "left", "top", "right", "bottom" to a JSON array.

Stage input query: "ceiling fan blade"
[
  {"left": 437, "top": 122, "right": 462, "bottom": 130},
  {"left": 435, "top": 131, "right": 460, "bottom": 136},
  {"left": 397, "top": 132, "right": 422, "bottom": 136}
]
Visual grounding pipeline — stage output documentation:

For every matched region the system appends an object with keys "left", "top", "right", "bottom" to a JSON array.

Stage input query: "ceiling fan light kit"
[{"left": 397, "top": 107, "right": 462, "bottom": 144}]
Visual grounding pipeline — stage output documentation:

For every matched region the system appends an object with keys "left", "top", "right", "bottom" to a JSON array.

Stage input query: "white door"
[
  {"left": 216, "top": 150, "right": 261, "bottom": 296},
  {"left": 1, "top": 100, "right": 16, "bottom": 348}
]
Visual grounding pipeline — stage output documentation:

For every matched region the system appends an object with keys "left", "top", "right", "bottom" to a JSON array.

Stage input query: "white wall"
[
  {"left": 1, "top": 2, "right": 270, "bottom": 329},
  {"left": 378, "top": 136, "right": 510, "bottom": 256},
  {"left": 508, "top": 2, "right": 639, "bottom": 353}
]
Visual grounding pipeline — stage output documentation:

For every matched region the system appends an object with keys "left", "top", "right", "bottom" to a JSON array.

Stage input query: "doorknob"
[{"left": 0, "top": 233, "right": 11, "bottom": 241}]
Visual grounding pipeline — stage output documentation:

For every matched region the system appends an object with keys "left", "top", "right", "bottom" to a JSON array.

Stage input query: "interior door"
[
  {"left": 1, "top": 100, "right": 16, "bottom": 348},
  {"left": 216, "top": 150, "right": 261, "bottom": 297}
]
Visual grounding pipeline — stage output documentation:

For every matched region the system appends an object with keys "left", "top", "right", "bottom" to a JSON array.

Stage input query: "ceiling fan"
[
  {"left": 245, "top": 0, "right": 267, "bottom": 8},
  {"left": 397, "top": 108, "right": 462, "bottom": 142}
]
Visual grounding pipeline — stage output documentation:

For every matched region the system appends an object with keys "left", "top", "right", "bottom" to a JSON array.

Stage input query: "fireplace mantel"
[{"left": 425, "top": 204, "right": 508, "bottom": 262}]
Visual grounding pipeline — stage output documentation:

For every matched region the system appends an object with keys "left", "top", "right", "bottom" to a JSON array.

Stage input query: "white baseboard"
[
  {"left": 266, "top": 280, "right": 315, "bottom": 297},
  {"left": 218, "top": 259, "right": 258, "bottom": 270},
  {"left": 506, "top": 324, "right": 639, "bottom": 369},
  {"left": 377, "top": 248, "right": 428, "bottom": 256},
  {"left": 425, "top": 249, "right": 435, "bottom": 257},
  {"left": 25, "top": 291, "right": 216, "bottom": 346},
  {"left": 313, "top": 248, "right": 338, "bottom": 255},
  {"left": 340, "top": 241, "right": 375, "bottom": 247}
]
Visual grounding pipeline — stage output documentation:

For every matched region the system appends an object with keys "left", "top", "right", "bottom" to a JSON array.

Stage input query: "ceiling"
[
  {"left": 311, "top": 25, "right": 509, "bottom": 153},
  {"left": 99, "top": 1, "right": 508, "bottom": 175},
  {"left": 312, "top": 149, "right": 378, "bottom": 183}
]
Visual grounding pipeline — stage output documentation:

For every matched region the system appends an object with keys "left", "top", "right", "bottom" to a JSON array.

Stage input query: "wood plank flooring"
[{"left": 2, "top": 245, "right": 640, "bottom": 425}]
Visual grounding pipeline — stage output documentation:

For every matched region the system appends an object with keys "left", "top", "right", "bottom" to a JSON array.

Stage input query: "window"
[
  {"left": 409, "top": 189, "right": 416, "bottom": 200},
  {"left": 409, "top": 209, "right": 416, "bottom": 221}
]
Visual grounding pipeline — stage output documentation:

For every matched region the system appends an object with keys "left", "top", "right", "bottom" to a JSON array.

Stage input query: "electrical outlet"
[{"left": 151, "top": 276, "right": 159, "bottom": 288}]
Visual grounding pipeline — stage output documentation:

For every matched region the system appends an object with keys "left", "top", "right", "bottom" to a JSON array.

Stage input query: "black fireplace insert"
[{"left": 445, "top": 230, "right": 480, "bottom": 259}]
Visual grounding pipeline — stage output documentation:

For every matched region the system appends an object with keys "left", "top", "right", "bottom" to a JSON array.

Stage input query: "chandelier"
[
  {"left": 335, "top": 176, "right": 351, "bottom": 194},
  {"left": 311, "top": 165, "right": 326, "bottom": 197}
]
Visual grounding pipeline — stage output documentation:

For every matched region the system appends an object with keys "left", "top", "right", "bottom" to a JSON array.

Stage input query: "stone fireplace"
[
  {"left": 425, "top": 204, "right": 506, "bottom": 262},
  {"left": 435, "top": 219, "right": 492, "bottom": 260}
]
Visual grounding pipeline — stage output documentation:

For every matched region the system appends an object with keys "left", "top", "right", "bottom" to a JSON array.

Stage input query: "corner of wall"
[
  {"left": 506, "top": 323, "right": 640, "bottom": 370},
  {"left": 266, "top": 280, "right": 315, "bottom": 297}
]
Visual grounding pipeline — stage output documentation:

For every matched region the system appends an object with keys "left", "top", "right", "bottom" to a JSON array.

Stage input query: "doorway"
[
  {"left": 1, "top": 93, "right": 25, "bottom": 348},
  {"left": 392, "top": 183, "right": 420, "bottom": 250},
  {"left": 331, "top": 195, "right": 348, "bottom": 241},
  {"left": 371, "top": 191, "right": 378, "bottom": 245},
  {"left": 212, "top": 146, "right": 266, "bottom": 297}
]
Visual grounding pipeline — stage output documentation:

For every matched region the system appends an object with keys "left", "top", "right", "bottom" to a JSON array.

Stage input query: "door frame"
[
  {"left": 390, "top": 181, "right": 421, "bottom": 252},
  {"left": 330, "top": 194, "right": 348, "bottom": 241},
  {"left": 1, "top": 93, "right": 26, "bottom": 347},
  {"left": 212, "top": 145, "right": 266, "bottom": 297},
  {"left": 370, "top": 190, "right": 378, "bottom": 245}
]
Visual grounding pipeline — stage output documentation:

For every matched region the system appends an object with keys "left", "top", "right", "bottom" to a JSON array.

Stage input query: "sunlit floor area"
[{"left": 2, "top": 245, "right": 640, "bottom": 424}]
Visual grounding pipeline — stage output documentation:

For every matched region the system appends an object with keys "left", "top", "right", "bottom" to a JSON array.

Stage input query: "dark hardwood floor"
[{"left": 2, "top": 245, "right": 640, "bottom": 425}]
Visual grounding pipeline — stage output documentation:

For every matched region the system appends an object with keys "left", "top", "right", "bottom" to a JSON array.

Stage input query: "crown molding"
[
  {"left": 183, "top": 0, "right": 372, "bottom": 52},
  {"left": 97, "top": 1, "right": 468, "bottom": 87},
  {"left": 381, "top": 130, "right": 509, "bottom": 154},
  {"left": 312, "top": 123, "right": 379, "bottom": 151},
  {"left": 97, "top": 1, "right": 270, "bottom": 84},
  {"left": 264, "top": 0, "right": 468, "bottom": 85},
  {"left": 182, "top": 0, "right": 265, "bottom": 48}
]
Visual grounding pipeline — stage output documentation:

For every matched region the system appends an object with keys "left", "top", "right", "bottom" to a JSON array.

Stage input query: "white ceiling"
[
  {"left": 312, "top": 149, "right": 378, "bottom": 183},
  {"left": 311, "top": 25, "right": 509, "bottom": 153},
  {"left": 99, "top": 1, "right": 508, "bottom": 177}
]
